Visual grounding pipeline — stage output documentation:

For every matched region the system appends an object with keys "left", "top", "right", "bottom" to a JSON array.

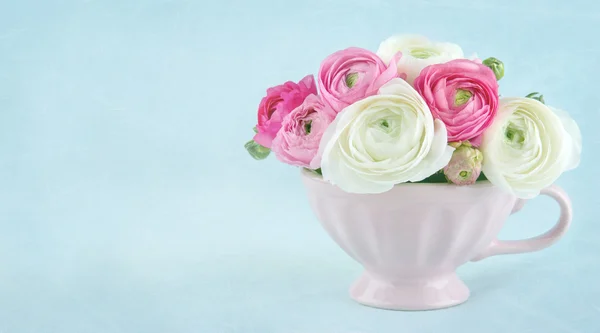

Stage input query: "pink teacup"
[{"left": 301, "top": 169, "right": 572, "bottom": 310}]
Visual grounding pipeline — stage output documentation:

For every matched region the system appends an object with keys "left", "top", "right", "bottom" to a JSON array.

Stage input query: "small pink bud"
[{"left": 443, "top": 143, "right": 483, "bottom": 185}]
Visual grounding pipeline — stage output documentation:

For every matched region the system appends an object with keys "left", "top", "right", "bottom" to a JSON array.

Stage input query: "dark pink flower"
[
  {"left": 253, "top": 75, "right": 317, "bottom": 148},
  {"left": 414, "top": 59, "right": 499, "bottom": 145}
]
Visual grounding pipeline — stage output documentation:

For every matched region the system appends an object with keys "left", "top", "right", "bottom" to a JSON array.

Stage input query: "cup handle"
[{"left": 471, "top": 185, "right": 572, "bottom": 262}]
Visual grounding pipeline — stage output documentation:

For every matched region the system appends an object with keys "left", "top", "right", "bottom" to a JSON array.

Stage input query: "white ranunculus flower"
[
  {"left": 376, "top": 34, "right": 464, "bottom": 85},
  {"left": 481, "top": 97, "right": 582, "bottom": 198},
  {"left": 318, "top": 78, "right": 455, "bottom": 194}
]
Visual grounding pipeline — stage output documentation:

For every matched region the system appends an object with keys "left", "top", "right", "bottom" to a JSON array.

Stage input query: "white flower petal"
[
  {"left": 319, "top": 78, "right": 450, "bottom": 193},
  {"left": 376, "top": 34, "right": 464, "bottom": 85},
  {"left": 409, "top": 119, "right": 455, "bottom": 182},
  {"left": 550, "top": 107, "right": 582, "bottom": 171},
  {"left": 481, "top": 97, "right": 581, "bottom": 199}
]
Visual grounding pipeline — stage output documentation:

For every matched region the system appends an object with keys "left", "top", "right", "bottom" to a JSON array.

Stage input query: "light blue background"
[{"left": 0, "top": 0, "right": 599, "bottom": 332}]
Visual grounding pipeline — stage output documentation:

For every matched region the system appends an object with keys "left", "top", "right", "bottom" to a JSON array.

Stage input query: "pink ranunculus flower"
[
  {"left": 443, "top": 142, "right": 483, "bottom": 185},
  {"left": 271, "top": 94, "right": 335, "bottom": 169},
  {"left": 253, "top": 75, "right": 317, "bottom": 148},
  {"left": 413, "top": 59, "right": 499, "bottom": 146},
  {"left": 318, "top": 47, "right": 403, "bottom": 113}
]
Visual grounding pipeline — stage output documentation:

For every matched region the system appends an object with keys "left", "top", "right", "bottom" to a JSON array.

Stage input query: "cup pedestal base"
[{"left": 349, "top": 271, "right": 470, "bottom": 310}]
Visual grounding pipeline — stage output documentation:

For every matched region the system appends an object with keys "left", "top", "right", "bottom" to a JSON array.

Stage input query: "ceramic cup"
[{"left": 301, "top": 169, "right": 572, "bottom": 310}]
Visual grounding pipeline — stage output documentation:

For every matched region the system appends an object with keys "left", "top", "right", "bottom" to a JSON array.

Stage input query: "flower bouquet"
[{"left": 245, "top": 35, "right": 582, "bottom": 310}]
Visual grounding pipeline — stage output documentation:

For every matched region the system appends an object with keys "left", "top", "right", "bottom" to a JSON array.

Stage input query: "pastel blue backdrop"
[{"left": 0, "top": 0, "right": 598, "bottom": 332}]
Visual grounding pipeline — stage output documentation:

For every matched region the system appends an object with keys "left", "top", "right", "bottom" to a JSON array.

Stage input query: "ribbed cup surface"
[{"left": 302, "top": 170, "right": 517, "bottom": 279}]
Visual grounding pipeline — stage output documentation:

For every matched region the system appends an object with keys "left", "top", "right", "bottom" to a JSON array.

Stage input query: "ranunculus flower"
[
  {"left": 253, "top": 75, "right": 317, "bottom": 148},
  {"left": 376, "top": 34, "right": 464, "bottom": 85},
  {"left": 272, "top": 94, "right": 335, "bottom": 169},
  {"left": 481, "top": 97, "right": 581, "bottom": 198},
  {"left": 414, "top": 59, "right": 499, "bottom": 145},
  {"left": 317, "top": 47, "right": 402, "bottom": 113},
  {"left": 318, "top": 78, "right": 455, "bottom": 194},
  {"left": 443, "top": 142, "right": 483, "bottom": 185}
]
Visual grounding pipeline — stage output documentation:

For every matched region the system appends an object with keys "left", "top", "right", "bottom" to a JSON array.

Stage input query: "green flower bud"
[{"left": 482, "top": 57, "right": 504, "bottom": 81}]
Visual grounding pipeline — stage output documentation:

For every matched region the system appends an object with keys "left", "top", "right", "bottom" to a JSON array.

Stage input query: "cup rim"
[{"left": 301, "top": 168, "right": 495, "bottom": 189}]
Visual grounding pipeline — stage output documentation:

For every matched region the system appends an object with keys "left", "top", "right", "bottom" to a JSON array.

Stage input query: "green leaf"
[
  {"left": 304, "top": 168, "right": 323, "bottom": 176},
  {"left": 244, "top": 140, "right": 271, "bottom": 160},
  {"left": 525, "top": 92, "right": 539, "bottom": 98},
  {"left": 417, "top": 171, "right": 448, "bottom": 183},
  {"left": 304, "top": 167, "right": 322, "bottom": 176},
  {"left": 525, "top": 92, "right": 546, "bottom": 104},
  {"left": 416, "top": 170, "right": 487, "bottom": 184},
  {"left": 252, "top": 126, "right": 258, "bottom": 133},
  {"left": 538, "top": 94, "right": 545, "bottom": 104}
]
